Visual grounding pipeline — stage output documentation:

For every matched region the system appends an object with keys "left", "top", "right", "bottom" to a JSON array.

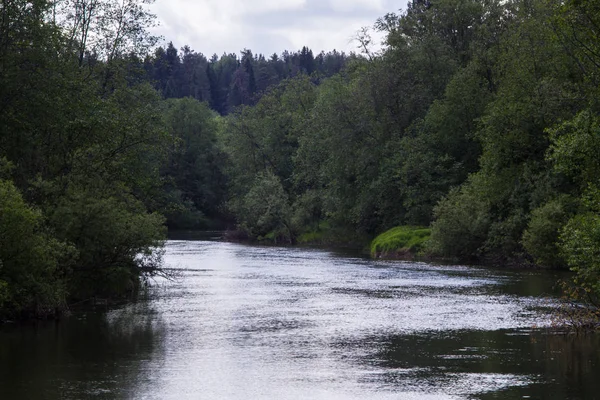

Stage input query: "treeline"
[
  {"left": 0, "top": 0, "right": 347, "bottom": 320},
  {"left": 219, "top": 0, "right": 600, "bottom": 304},
  {"left": 2, "top": 0, "right": 599, "bottom": 320},
  {"left": 143, "top": 44, "right": 350, "bottom": 114},
  {"left": 0, "top": 0, "right": 226, "bottom": 319}
]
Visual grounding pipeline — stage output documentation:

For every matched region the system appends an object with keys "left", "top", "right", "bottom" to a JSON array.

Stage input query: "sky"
[{"left": 148, "top": 0, "right": 401, "bottom": 57}]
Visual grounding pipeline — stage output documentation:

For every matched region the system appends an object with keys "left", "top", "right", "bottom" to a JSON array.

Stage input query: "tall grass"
[{"left": 370, "top": 226, "right": 431, "bottom": 258}]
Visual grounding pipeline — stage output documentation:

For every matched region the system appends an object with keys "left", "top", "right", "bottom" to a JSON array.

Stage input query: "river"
[{"left": 1, "top": 240, "right": 599, "bottom": 399}]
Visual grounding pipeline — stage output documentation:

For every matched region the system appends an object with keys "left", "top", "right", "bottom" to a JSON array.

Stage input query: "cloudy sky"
[{"left": 149, "top": 0, "right": 401, "bottom": 57}]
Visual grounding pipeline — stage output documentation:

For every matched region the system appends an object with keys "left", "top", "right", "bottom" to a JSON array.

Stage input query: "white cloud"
[
  {"left": 238, "top": 0, "right": 308, "bottom": 14},
  {"left": 148, "top": 0, "right": 396, "bottom": 57},
  {"left": 273, "top": 15, "right": 385, "bottom": 55},
  {"left": 328, "top": 0, "right": 386, "bottom": 12}
]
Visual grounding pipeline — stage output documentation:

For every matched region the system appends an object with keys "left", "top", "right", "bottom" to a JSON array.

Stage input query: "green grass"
[
  {"left": 297, "top": 221, "right": 331, "bottom": 244},
  {"left": 297, "top": 230, "right": 326, "bottom": 243},
  {"left": 370, "top": 226, "right": 431, "bottom": 258},
  {"left": 296, "top": 221, "right": 371, "bottom": 249}
]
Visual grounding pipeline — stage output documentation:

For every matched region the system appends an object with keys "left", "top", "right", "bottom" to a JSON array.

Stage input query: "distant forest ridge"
[{"left": 143, "top": 43, "right": 353, "bottom": 114}]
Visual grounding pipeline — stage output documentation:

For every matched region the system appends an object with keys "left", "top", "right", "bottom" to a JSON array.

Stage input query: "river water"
[{"left": 1, "top": 240, "right": 599, "bottom": 399}]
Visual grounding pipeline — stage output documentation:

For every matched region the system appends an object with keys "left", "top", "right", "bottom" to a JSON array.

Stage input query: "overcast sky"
[{"left": 149, "top": 0, "right": 401, "bottom": 57}]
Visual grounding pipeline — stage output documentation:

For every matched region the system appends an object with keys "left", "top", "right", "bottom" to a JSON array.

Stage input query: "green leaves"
[
  {"left": 548, "top": 111, "right": 600, "bottom": 295},
  {"left": 47, "top": 183, "right": 166, "bottom": 299},
  {"left": 0, "top": 0, "right": 171, "bottom": 318},
  {"left": 0, "top": 180, "right": 70, "bottom": 318},
  {"left": 159, "top": 97, "right": 226, "bottom": 227},
  {"left": 548, "top": 110, "right": 600, "bottom": 188},
  {"left": 522, "top": 196, "right": 575, "bottom": 268},
  {"left": 560, "top": 213, "right": 600, "bottom": 298},
  {"left": 429, "top": 182, "right": 492, "bottom": 260},
  {"left": 57, "top": 0, "right": 160, "bottom": 64},
  {"left": 232, "top": 171, "right": 292, "bottom": 243}
]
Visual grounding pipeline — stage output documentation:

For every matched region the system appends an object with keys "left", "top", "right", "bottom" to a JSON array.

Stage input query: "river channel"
[{"left": 1, "top": 239, "right": 599, "bottom": 399}]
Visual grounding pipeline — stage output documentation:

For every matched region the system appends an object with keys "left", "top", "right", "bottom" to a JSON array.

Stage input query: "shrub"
[
  {"left": 0, "top": 180, "right": 70, "bottom": 319},
  {"left": 231, "top": 171, "right": 293, "bottom": 243},
  {"left": 522, "top": 196, "right": 574, "bottom": 268},
  {"left": 46, "top": 184, "right": 166, "bottom": 301},
  {"left": 371, "top": 226, "right": 431, "bottom": 258},
  {"left": 428, "top": 185, "right": 491, "bottom": 261},
  {"left": 560, "top": 212, "right": 600, "bottom": 299}
]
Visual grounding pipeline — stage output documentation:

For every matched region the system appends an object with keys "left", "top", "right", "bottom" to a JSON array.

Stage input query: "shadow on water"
[
  {"left": 0, "top": 302, "right": 166, "bottom": 400},
  {"left": 167, "top": 230, "right": 225, "bottom": 241},
  {"left": 332, "top": 329, "right": 600, "bottom": 399}
]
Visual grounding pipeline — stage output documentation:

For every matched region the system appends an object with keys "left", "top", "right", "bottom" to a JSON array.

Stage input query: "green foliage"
[
  {"left": 399, "top": 63, "right": 490, "bottom": 225},
  {"left": 296, "top": 221, "right": 371, "bottom": 247},
  {"left": 370, "top": 226, "right": 431, "bottom": 258},
  {"left": 557, "top": 187, "right": 600, "bottom": 301},
  {"left": 159, "top": 97, "right": 226, "bottom": 228},
  {"left": 295, "top": 220, "right": 327, "bottom": 244},
  {"left": 428, "top": 181, "right": 491, "bottom": 261},
  {"left": 560, "top": 212, "right": 600, "bottom": 299},
  {"left": 223, "top": 76, "right": 316, "bottom": 193},
  {"left": 161, "top": 198, "right": 208, "bottom": 230},
  {"left": 0, "top": 180, "right": 71, "bottom": 319},
  {"left": 546, "top": 106, "right": 600, "bottom": 304},
  {"left": 222, "top": 76, "right": 317, "bottom": 240},
  {"left": 522, "top": 196, "right": 575, "bottom": 268},
  {"left": 290, "top": 189, "right": 323, "bottom": 228},
  {"left": 231, "top": 171, "right": 293, "bottom": 243},
  {"left": 219, "top": 0, "right": 587, "bottom": 261},
  {"left": 548, "top": 110, "right": 600, "bottom": 188},
  {"left": 6, "top": 0, "right": 600, "bottom": 321},
  {"left": 294, "top": 72, "right": 387, "bottom": 232},
  {"left": 0, "top": 158, "right": 14, "bottom": 180},
  {"left": 297, "top": 230, "right": 326, "bottom": 244},
  {"left": 0, "top": 0, "right": 170, "bottom": 319},
  {"left": 426, "top": 0, "right": 587, "bottom": 264},
  {"left": 553, "top": 0, "right": 600, "bottom": 86},
  {"left": 46, "top": 184, "right": 166, "bottom": 300}
]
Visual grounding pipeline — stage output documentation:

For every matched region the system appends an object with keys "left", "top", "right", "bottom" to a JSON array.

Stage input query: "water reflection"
[
  {"left": 0, "top": 303, "right": 165, "bottom": 399},
  {"left": 340, "top": 330, "right": 600, "bottom": 399},
  {"left": 0, "top": 240, "right": 598, "bottom": 399}
]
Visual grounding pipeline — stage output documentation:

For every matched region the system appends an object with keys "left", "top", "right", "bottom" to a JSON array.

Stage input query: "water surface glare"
[{"left": 1, "top": 240, "right": 599, "bottom": 399}]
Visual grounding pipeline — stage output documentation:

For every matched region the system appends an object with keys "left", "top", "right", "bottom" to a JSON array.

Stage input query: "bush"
[
  {"left": 428, "top": 185, "right": 491, "bottom": 261},
  {"left": 0, "top": 180, "right": 70, "bottom": 319},
  {"left": 230, "top": 171, "right": 293, "bottom": 243},
  {"left": 560, "top": 212, "right": 600, "bottom": 299},
  {"left": 371, "top": 226, "right": 431, "bottom": 258},
  {"left": 47, "top": 184, "right": 166, "bottom": 301},
  {"left": 522, "top": 196, "right": 574, "bottom": 268}
]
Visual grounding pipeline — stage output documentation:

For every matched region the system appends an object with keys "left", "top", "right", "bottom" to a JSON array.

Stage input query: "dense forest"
[{"left": 1, "top": 0, "right": 599, "bottom": 322}]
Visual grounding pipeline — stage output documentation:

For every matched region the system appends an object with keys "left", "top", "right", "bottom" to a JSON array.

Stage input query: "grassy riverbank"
[{"left": 370, "top": 226, "right": 431, "bottom": 259}]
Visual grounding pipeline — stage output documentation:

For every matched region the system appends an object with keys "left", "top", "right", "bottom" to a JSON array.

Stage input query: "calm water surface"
[{"left": 1, "top": 240, "right": 599, "bottom": 399}]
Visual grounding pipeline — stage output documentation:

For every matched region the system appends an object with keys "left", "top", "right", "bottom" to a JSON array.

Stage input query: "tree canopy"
[{"left": 2, "top": 0, "right": 600, "bottom": 320}]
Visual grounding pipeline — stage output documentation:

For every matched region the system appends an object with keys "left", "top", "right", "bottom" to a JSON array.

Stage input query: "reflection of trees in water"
[
  {"left": 333, "top": 330, "right": 600, "bottom": 399},
  {"left": 477, "top": 333, "right": 600, "bottom": 399},
  {"left": 538, "top": 334, "right": 600, "bottom": 397},
  {"left": 0, "top": 303, "right": 166, "bottom": 400}
]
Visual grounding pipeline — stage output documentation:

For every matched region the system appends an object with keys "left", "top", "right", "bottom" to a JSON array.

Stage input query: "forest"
[{"left": 0, "top": 0, "right": 599, "bottom": 322}]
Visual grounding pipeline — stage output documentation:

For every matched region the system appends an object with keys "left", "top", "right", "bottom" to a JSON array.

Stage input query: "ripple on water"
[
  {"left": 123, "top": 241, "right": 562, "bottom": 399},
  {"left": 1, "top": 240, "right": 593, "bottom": 400}
]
